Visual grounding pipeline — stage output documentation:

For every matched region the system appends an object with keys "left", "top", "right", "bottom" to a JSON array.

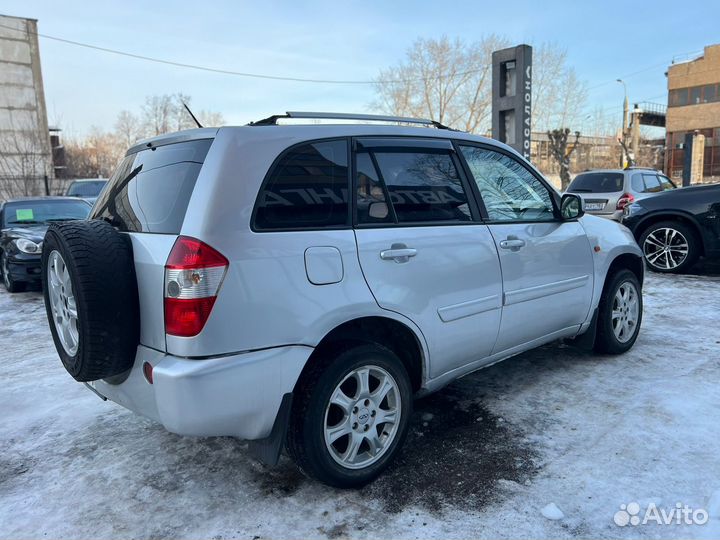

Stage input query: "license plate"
[{"left": 585, "top": 203, "right": 605, "bottom": 211}]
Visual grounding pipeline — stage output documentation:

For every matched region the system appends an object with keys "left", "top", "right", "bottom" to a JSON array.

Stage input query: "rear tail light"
[
  {"left": 164, "top": 236, "right": 228, "bottom": 337},
  {"left": 616, "top": 193, "right": 635, "bottom": 211}
]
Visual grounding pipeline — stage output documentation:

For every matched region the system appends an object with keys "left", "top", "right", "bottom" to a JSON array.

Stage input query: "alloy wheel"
[
  {"left": 323, "top": 365, "right": 402, "bottom": 470},
  {"left": 643, "top": 227, "right": 689, "bottom": 270},
  {"left": 611, "top": 280, "right": 640, "bottom": 343},
  {"left": 47, "top": 250, "right": 79, "bottom": 355}
]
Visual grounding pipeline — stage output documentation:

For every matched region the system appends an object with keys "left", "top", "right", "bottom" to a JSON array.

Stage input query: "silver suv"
[
  {"left": 40, "top": 112, "right": 644, "bottom": 487},
  {"left": 566, "top": 168, "right": 677, "bottom": 221}
]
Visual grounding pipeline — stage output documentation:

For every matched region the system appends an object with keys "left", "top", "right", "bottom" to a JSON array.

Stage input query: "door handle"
[
  {"left": 499, "top": 236, "right": 526, "bottom": 251},
  {"left": 380, "top": 243, "right": 417, "bottom": 263}
]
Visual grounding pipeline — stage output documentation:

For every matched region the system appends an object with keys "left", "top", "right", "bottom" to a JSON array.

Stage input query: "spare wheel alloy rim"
[{"left": 48, "top": 250, "right": 79, "bottom": 355}]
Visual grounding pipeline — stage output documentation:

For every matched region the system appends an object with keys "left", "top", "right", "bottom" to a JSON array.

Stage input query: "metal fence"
[{"left": 0, "top": 175, "right": 77, "bottom": 202}]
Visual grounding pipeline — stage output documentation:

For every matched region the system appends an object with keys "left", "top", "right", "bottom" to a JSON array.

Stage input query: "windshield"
[
  {"left": 3, "top": 200, "right": 91, "bottom": 227},
  {"left": 67, "top": 180, "right": 107, "bottom": 197},
  {"left": 568, "top": 172, "right": 624, "bottom": 193}
]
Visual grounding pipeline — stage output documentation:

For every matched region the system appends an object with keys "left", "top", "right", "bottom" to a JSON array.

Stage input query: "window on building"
[
  {"left": 702, "top": 84, "right": 716, "bottom": 103},
  {"left": 690, "top": 87, "right": 702, "bottom": 105},
  {"left": 670, "top": 88, "right": 688, "bottom": 107}
]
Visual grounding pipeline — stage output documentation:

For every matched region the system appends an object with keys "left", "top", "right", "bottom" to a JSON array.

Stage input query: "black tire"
[
  {"left": 41, "top": 220, "right": 139, "bottom": 382},
  {"left": 639, "top": 220, "right": 700, "bottom": 274},
  {"left": 594, "top": 269, "right": 643, "bottom": 354},
  {"left": 1, "top": 251, "right": 26, "bottom": 293},
  {"left": 287, "top": 342, "right": 413, "bottom": 487}
]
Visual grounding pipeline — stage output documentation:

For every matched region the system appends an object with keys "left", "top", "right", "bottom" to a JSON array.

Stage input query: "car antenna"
[{"left": 182, "top": 102, "right": 203, "bottom": 128}]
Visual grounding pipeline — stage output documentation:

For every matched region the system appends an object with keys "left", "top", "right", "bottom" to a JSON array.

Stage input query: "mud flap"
[
  {"left": 247, "top": 393, "right": 293, "bottom": 466},
  {"left": 571, "top": 307, "right": 599, "bottom": 350}
]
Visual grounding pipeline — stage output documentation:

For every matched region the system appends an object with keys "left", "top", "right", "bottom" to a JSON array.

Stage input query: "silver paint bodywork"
[{"left": 90, "top": 124, "right": 643, "bottom": 440}]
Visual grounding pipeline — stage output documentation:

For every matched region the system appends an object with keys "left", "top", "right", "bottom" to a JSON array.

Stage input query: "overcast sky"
[{"left": 2, "top": 0, "right": 718, "bottom": 137}]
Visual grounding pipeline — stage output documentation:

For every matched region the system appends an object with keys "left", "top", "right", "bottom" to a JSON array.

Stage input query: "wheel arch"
[
  {"left": 296, "top": 315, "right": 427, "bottom": 394},
  {"left": 606, "top": 252, "right": 645, "bottom": 287}
]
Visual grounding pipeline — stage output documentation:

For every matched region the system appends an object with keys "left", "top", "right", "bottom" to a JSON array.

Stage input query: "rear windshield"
[
  {"left": 67, "top": 180, "right": 107, "bottom": 197},
  {"left": 567, "top": 172, "right": 624, "bottom": 193},
  {"left": 91, "top": 139, "right": 212, "bottom": 233}
]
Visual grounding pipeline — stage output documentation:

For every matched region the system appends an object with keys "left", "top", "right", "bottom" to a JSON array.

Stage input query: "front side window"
[
  {"left": 460, "top": 146, "right": 555, "bottom": 222},
  {"left": 254, "top": 140, "right": 349, "bottom": 230},
  {"left": 658, "top": 175, "right": 677, "bottom": 191}
]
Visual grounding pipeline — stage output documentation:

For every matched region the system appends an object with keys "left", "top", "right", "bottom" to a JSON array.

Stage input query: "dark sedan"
[
  {"left": 621, "top": 183, "right": 720, "bottom": 273},
  {"left": 0, "top": 197, "right": 92, "bottom": 292}
]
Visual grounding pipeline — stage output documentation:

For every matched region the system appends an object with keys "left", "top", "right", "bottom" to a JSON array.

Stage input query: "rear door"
[
  {"left": 353, "top": 138, "right": 503, "bottom": 378},
  {"left": 457, "top": 144, "right": 594, "bottom": 354}
]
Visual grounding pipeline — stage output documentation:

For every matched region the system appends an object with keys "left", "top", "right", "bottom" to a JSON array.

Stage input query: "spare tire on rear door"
[{"left": 41, "top": 220, "right": 139, "bottom": 382}]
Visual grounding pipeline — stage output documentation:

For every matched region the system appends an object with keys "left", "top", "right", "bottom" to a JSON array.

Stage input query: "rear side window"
[
  {"left": 253, "top": 140, "right": 349, "bottom": 230},
  {"left": 568, "top": 172, "right": 624, "bottom": 193},
  {"left": 361, "top": 150, "right": 471, "bottom": 224},
  {"left": 91, "top": 139, "right": 212, "bottom": 233}
]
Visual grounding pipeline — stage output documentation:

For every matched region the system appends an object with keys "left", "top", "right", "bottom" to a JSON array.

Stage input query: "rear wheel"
[
  {"left": 287, "top": 343, "right": 412, "bottom": 487},
  {"left": 1, "top": 251, "right": 25, "bottom": 293},
  {"left": 639, "top": 221, "right": 699, "bottom": 274},
  {"left": 595, "top": 269, "right": 642, "bottom": 354}
]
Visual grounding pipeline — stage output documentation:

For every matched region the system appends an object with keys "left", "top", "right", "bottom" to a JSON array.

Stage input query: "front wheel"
[
  {"left": 594, "top": 269, "right": 643, "bottom": 354},
  {"left": 1, "top": 251, "right": 25, "bottom": 293},
  {"left": 287, "top": 343, "right": 412, "bottom": 487}
]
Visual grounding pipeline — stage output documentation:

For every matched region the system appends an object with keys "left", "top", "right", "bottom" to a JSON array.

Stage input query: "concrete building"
[
  {"left": 0, "top": 14, "right": 53, "bottom": 198},
  {"left": 665, "top": 44, "right": 720, "bottom": 184}
]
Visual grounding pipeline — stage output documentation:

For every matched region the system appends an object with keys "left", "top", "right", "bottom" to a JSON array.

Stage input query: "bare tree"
[
  {"left": 374, "top": 35, "right": 508, "bottom": 132},
  {"left": 0, "top": 113, "right": 52, "bottom": 198},
  {"left": 374, "top": 38, "right": 587, "bottom": 134},
  {"left": 114, "top": 110, "right": 142, "bottom": 148},
  {"left": 64, "top": 128, "right": 125, "bottom": 179},
  {"left": 547, "top": 128, "right": 580, "bottom": 190},
  {"left": 531, "top": 44, "right": 588, "bottom": 132}
]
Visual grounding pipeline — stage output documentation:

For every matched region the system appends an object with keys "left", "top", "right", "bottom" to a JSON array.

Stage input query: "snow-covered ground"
[{"left": 1, "top": 266, "right": 719, "bottom": 539}]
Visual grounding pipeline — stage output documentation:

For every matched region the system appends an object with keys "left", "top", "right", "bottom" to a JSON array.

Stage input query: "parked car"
[
  {"left": 566, "top": 168, "right": 677, "bottom": 221},
  {"left": 621, "top": 182, "right": 720, "bottom": 273},
  {"left": 40, "top": 112, "right": 645, "bottom": 487},
  {"left": 0, "top": 197, "right": 92, "bottom": 292},
  {"left": 65, "top": 178, "right": 108, "bottom": 204}
]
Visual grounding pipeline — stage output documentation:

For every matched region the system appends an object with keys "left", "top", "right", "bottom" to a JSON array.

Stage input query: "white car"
[{"left": 41, "top": 112, "right": 644, "bottom": 487}]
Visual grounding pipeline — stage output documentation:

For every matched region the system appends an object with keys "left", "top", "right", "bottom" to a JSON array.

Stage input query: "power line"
[
  {"left": 0, "top": 22, "right": 491, "bottom": 85},
  {"left": 0, "top": 21, "right": 693, "bottom": 91}
]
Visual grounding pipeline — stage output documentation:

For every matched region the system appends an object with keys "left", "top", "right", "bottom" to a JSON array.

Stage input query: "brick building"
[{"left": 665, "top": 44, "right": 720, "bottom": 183}]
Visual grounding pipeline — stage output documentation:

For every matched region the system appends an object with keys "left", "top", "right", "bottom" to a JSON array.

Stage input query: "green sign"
[{"left": 15, "top": 209, "right": 34, "bottom": 221}]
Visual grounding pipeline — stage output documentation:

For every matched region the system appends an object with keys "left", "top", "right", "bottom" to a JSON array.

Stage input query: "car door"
[
  {"left": 353, "top": 138, "right": 503, "bottom": 378},
  {"left": 457, "top": 144, "right": 594, "bottom": 354}
]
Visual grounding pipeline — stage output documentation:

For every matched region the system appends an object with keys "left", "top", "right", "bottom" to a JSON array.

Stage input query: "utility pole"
[
  {"left": 630, "top": 104, "right": 641, "bottom": 163},
  {"left": 616, "top": 79, "right": 629, "bottom": 167}
]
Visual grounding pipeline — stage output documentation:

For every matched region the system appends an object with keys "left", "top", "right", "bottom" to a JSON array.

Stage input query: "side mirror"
[{"left": 560, "top": 193, "right": 585, "bottom": 220}]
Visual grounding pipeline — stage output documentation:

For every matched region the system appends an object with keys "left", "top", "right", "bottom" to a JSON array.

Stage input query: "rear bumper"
[
  {"left": 586, "top": 210, "right": 622, "bottom": 221},
  {"left": 90, "top": 344, "right": 312, "bottom": 440}
]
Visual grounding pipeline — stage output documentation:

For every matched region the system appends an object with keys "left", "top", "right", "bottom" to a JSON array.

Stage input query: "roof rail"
[{"left": 247, "top": 111, "right": 455, "bottom": 130}]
